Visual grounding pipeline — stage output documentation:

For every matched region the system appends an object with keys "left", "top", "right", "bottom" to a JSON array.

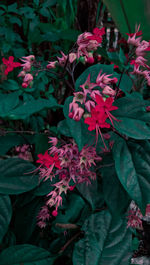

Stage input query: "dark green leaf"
[
  {"left": 0, "top": 158, "right": 39, "bottom": 194},
  {"left": 0, "top": 244, "right": 56, "bottom": 265},
  {"left": 73, "top": 210, "right": 132, "bottom": 265},
  {"left": 0, "top": 195, "right": 12, "bottom": 243},
  {"left": 0, "top": 80, "right": 20, "bottom": 91},
  {"left": 14, "top": 197, "right": 43, "bottom": 242},
  {"left": 34, "top": 134, "right": 49, "bottom": 158},
  {"left": 9, "top": 17, "right": 22, "bottom": 26},
  {"left": 0, "top": 92, "right": 19, "bottom": 118},
  {"left": 113, "top": 92, "right": 150, "bottom": 139},
  {"left": 76, "top": 179, "right": 104, "bottom": 211},
  {"left": 0, "top": 134, "right": 31, "bottom": 156},
  {"left": 8, "top": 97, "right": 61, "bottom": 120},
  {"left": 57, "top": 119, "right": 72, "bottom": 137},
  {"left": 101, "top": 153, "right": 130, "bottom": 216},
  {"left": 113, "top": 137, "right": 150, "bottom": 212}
]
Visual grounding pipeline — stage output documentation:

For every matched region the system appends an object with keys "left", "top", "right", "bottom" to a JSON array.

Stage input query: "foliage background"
[{"left": 0, "top": 1, "right": 150, "bottom": 265}]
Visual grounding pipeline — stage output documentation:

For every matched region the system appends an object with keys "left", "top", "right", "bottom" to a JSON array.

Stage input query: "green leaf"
[
  {"left": 113, "top": 92, "right": 150, "bottom": 139},
  {"left": 119, "top": 48, "right": 127, "bottom": 64},
  {"left": 76, "top": 179, "right": 104, "bottom": 211},
  {"left": 0, "top": 92, "right": 19, "bottom": 118},
  {"left": 113, "top": 137, "right": 150, "bottom": 212},
  {"left": 43, "top": 0, "right": 57, "bottom": 7},
  {"left": 53, "top": 193, "right": 86, "bottom": 230},
  {"left": 115, "top": 72, "right": 133, "bottom": 93},
  {"left": 57, "top": 119, "right": 72, "bottom": 137},
  {"left": 9, "top": 17, "right": 22, "bottom": 26},
  {"left": 33, "top": 179, "right": 52, "bottom": 195},
  {"left": 34, "top": 134, "right": 49, "bottom": 158},
  {"left": 73, "top": 211, "right": 132, "bottom": 265},
  {"left": 13, "top": 197, "right": 43, "bottom": 243},
  {"left": 103, "top": 0, "right": 150, "bottom": 41},
  {"left": 101, "top": 153, "right": 130, "bottom": 216},
  {"left": 0, "top": 80, "right": 20, "bottom": 91},
  {"left": 0, "top": 244, "right": 56, "bottom": 265},
  {"left": 0, "top": 158, "right": 39, "bottom": 194},
  {"left": 0, "top": 134, "right": 31, "bottom": 156},
  {"left": 39, "top": 7, "right": 50, "bottom": 17},
  {"left": 0, "top": 195, "right": 12, "bottom": 243},
  {"left": 8, "top": 97, "right": 61, "bottom": 120},
  {"left": 75, "top": 64, "right": 114, "bottom": 91},
  {"left": 7, "top": 3, "right": 18, "bottom": 13}
]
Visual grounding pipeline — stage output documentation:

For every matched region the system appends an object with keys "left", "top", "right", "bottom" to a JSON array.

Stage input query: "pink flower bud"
[
  {"left": 97, "top": 54, "right": 102, "bottom": 61},
  {"left": 52, "top": 210, "right": 58, "bottom": 217},
  {"left": 22, "top": 82, "right": 28, "bottom": 88},
  {"left": 87, "top": 57, "right": 94, "bottom": 64},
  {"left": 69, "top": 185, "right": 75, "bottom": 191},
  {"left": 18, "top": 71, "right": 26, "bottom": 78},
  {"left": 23, "top": 73, "right": 33, "bottom": 83},
  {"left": 146, "top": 106, "right": 150, "bottom": 112},
  {"left": 69, "top": 53, "right": 77, "bottom": 63}
]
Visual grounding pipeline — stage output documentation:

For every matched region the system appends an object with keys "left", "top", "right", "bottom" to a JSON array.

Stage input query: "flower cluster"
[
  {"left": 68, "top": 71, "right": 118, "bottom": 142},
  {"left": 15, "top": 144, "right": 32, "bottom": 161},
  {"left": 36, "top": 137, "right": 102, "bottom": 227},
  {"left": 18, "top": 55, "right": 35, "bottom": 88},
  {"left": 127, "top": 25, "right": 150, "bottom": 85},
  {"left": 46, "top": 27, "right": 105, "bottom": 69},
  {"left": 127, "top": 201, "right": 150, "bottom": 229}
]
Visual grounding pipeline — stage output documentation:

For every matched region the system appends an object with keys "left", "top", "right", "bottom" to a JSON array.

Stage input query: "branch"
[
  {"left": 55, "top": 223, "right": 79, "bottom": 229},
  {"left": 58, "top": 231, "right": 81, "bottom": 254}
]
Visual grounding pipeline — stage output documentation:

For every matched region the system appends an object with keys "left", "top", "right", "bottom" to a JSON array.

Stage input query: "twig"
[
  {"left": 55, "top": 223, "right": 79, "bottom": 229},
  {"left": 58, "top": 231, "right": 81, "bottom": 254},
  {"left": 1, "top": 130, "right": 50, "bottom": 135}
]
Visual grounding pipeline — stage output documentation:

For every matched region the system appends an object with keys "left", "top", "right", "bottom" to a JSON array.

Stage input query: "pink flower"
[
  {"left": 85, "top": 100, "right": 96, "bottom": 112},
  {"left": 77, "top": 32, "right": 93, "bottom": 47},
  {"left": 90, "top": 90, "right": 101, "bottom": 101},
  {"left": 69, "top": 52, "right": 77, "bottom": 63},
  {"left": 37, "top": 151, "right": 61, "bottom": 170},
  {"left": 57, "top": 51, "right": 67, "bottom": 67},
  {"left": 69, "top": 102, "right": 79, "bottom": 118},
  {"left": 86, "top": 40, "right": 99, "bottom": 51},
  {"left": 73, "top": 91, "right": 86, "bottom": 104},
  {"left": 135, "top": 56, "right": 148, "bottom": 68},
  {"left": 80, "top": 74, "right": 97, "bottom": 96},
  {"left": 84, "top": 108, "right": 110, "bottom": 131},
  {"left": 103, "top": 86, "right": 116, "bottom": 96},
  {"left": 47, "top": 61, "right": 57, "bottom": 69},
  {"left": 21, "top": 55, "right": 35, "bottom": 62},
  {"left": 23, "top": 73, "right": 33, "bottom": 83},
  {"left": 18, "top": 70, "right": 26, "bottom": 78},
  {"left": 49, "top": 137, "right": 58, "bottom": 146},
  {"left": 72, "top": 107, "right": 84, "bottom": 121},
  {"left": 21, "top": 61, "right": 31, "bottom": 72},
  {"left": 2, "top": 56, "right": 21, "bottom": 75},
  {"left": 127, "top": 209, "right": 143, "bottom": 229},
  {"left": 96, "top": 71, "right": 117, "bottom": 87},
  {"left": 87, "top": 27, "right": 105, "bottom": 43},
  {"left": 136, "top": 40, "right": 150, "bottom": 56},
  {"left": 127, "top": 25, "right": 142, "bottom": 47}
]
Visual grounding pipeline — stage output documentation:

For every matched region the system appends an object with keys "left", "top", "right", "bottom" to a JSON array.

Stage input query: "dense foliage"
[{"left": 0, "top": 1, "right": 150, "bottom": 264}]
